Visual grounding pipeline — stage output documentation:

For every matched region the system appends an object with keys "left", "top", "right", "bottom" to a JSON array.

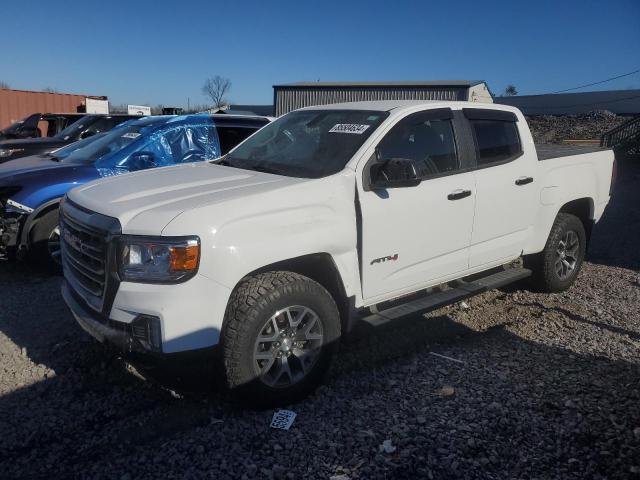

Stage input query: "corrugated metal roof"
[
  {"left": 495, "top": 89, "right": 640, "bottom": 115},
  {"left": 274, "top": 80, "right": 485, "bottom": 88}
]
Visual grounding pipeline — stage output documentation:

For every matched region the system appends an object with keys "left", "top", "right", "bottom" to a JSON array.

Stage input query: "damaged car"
[{"left": 0, "top": 113, "right": 270, "bottom": 265}]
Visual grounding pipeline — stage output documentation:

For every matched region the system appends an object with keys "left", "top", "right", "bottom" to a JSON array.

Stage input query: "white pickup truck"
[{"left": 60, "top": 101, "right": 615, "bottom": 404}]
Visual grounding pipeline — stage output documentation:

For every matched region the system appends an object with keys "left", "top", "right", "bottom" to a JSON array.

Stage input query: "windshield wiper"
[{"left": 214, "top": 156, "right": 284, "bottom": 176}]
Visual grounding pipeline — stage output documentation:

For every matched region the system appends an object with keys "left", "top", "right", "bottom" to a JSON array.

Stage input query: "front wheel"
[
  {"left": 525, "top": 213, "right": 586, "bottom": 293},
  {"left": 222, "top": 271, "right": 340, "bottom": 406}
]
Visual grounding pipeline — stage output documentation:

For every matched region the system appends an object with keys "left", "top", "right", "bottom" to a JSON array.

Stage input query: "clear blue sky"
[{"left": 1, "top": 0, "right": 639, "bottom": 107}]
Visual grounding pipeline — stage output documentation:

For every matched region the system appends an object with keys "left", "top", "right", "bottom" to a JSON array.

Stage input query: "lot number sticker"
[
  {"left": 329, "top": 124, "right": 370, "bottom": 134},
  {"left": 270, "top": 410, "right": 297, "bottom": 430}
]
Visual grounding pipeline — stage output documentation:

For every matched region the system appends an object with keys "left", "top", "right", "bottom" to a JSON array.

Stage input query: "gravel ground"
[
  {"left": 525, "top": 111, "right": 628, "bottom": 144},
  {"left": 0, "top": 163, "right": 639, "bottom": 479}
]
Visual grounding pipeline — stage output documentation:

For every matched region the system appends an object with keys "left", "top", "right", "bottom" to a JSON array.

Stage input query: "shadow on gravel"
[
  {"left": 588, "top": 157, "right": 640, "bottom": 271},
  {"left": 1, "top": 273, "right": 639, "bottom": 479}
]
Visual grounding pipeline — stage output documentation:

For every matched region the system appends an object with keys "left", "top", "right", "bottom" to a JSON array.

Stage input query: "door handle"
[
  {"left": 447, "top": 189, "right": 472, "bottom": 201},
  {"left": 515, "top": 176, "right": 534, "bottom": 186}
]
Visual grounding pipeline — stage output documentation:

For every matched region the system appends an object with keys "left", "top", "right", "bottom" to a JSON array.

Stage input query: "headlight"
[
  {"left": 0, "top": 148, "right": 24, "bottom": 158},
  {"left": 118, "top": 236, "right": 200, "bottom": 283}
]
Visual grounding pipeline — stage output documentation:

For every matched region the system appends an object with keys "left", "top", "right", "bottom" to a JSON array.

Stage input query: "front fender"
[{"left": 162, "top": 173, "right": 362, "bottom": 303}]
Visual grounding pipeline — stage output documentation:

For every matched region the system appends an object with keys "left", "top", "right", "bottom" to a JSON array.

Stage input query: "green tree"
[{"left": 503, "top": 85, "right": 518, "bottom": 96}]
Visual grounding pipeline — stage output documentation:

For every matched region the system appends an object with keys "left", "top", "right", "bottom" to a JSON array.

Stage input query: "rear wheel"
[
  {"left": 222, "top": 271, "right": 340, "bottom": 406},
  {"left": 525, "top": 213, "right": 586, "bottom": 292},
  {"left": 29, "top": 209, "right": 61, "bottom": 269}
]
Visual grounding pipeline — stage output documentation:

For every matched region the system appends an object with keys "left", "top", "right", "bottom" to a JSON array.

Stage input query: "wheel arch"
[
  {"left": 20, "top": 198, "right": 62, "bottom": 247},
  {"left": 234, "top": 253, "right": 356, "bottom": 335},
  {"left": 557, "top": 197, "right": 595, "bottom": 248}
]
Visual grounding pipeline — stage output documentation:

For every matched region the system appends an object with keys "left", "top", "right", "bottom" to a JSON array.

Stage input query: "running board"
[{"left": 360, "top": 267, "right": 531, "bottom": 327}]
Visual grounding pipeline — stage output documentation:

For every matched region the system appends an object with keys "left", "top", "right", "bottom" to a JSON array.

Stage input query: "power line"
[{"left": 550, "top": 68, "right": 640, "bottom": 94}]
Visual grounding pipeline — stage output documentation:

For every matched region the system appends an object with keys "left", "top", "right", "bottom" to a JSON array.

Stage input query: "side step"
[{"left": 360, "top": 267, "right": 531, "bottom": 327}]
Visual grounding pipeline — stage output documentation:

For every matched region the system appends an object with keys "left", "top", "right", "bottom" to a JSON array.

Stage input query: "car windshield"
[
  {"left": 62, "top": 123, "right": 156, "bottom": 164},
  {"left": 54, "top": 115, "right": 95, "bottom": 140},
  {"left": 220, "top": 110, "right": 388, "bottom": 178},
  {"left": 50, "top": 133, "right": 107, "bottom": 161}
]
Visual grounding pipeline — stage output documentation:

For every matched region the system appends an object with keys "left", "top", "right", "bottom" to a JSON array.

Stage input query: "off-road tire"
[
  {"left": 525, "top": 213, "right": 586, "bottom": 293},
  {"left": 28, "top": 209, "right": 60, "bottom": 270},
  {"left": 222, "top": 271, "right": 340, "bottom": 407}
]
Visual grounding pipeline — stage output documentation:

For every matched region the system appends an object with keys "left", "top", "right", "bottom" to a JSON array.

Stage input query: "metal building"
[
  {"left": 494, "top": 89, "right": 640, "bottom": 116},
  {"left": 273, "top": 80, "right": 493, "bottom": 116}
]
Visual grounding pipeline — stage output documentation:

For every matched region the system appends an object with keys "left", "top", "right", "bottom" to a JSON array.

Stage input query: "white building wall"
[{"left": 468, "top": 83, "right": 494, "bottom": 103}]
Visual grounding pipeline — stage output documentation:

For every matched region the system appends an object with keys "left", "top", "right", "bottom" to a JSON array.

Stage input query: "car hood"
[
  {"left": 0, "top": 137, "right": 65, "bottom": 148},
  {"left": 67, "top": 162, "right": 305, "bottom": 235},
  {"left": 0, "top": 154, "right": 71, "bottom": 176}
]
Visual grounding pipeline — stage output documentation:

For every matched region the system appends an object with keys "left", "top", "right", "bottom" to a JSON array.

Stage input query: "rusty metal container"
[{"left": 0, "top": 88, "right": 107, "bottom": 129}]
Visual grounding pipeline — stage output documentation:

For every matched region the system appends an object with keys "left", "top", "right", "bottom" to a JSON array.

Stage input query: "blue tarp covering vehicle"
[{"left": 0, "top": 113, "right": 270, "bottom": 263}]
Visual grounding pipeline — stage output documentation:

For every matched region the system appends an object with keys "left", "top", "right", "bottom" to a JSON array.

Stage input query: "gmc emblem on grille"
[{"left": 63, "top": 229, "right": 86, "bottom": 253}]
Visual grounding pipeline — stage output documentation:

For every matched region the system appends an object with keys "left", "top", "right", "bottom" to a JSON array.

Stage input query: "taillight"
[{"left": 609, "top": 157, "right": 617, "bottom": 196}]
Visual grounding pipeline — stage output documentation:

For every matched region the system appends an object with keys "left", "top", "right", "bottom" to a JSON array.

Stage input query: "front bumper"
[
  {"left": 62, "top": 279, "right": 148, "bottom": 353},
  {"left": 62, "top": 271, "right": 233, "bottom": 355}
]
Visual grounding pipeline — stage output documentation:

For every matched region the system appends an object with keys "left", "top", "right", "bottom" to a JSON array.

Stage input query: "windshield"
[
  {"left": 53, "top": 133, "right": 107, "bottom": 161},
  {"left": 0, "top": 114, "right": 39, "bottom": 135},
  {"left": 221, "top": 110, "right": 388, "bottom": 178},
  {"left": 54, "top": 115, "right": 94, "bottom": 140},
  {"left": 62, "top": 123, "right": 151, "bottom": 164}
]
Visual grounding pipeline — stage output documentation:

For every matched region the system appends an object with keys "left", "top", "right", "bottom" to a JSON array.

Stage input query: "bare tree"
[
  {"left": 503, "top": 84, "right": 518, "bottom": 96},
  {"left": 0, "top": 80, "right": 10, "bottom": 89},
  {"left": 201, "top": 76, "right": 231, "bottom": 109},
  {"left": 42, "top": 87, "right": 59, "bottom": 93}
]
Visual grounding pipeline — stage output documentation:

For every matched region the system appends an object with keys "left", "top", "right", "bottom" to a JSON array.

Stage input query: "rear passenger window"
[
  {"left": 470, "top": 120, "right": 522, "bottom": 165},
  {"left": 376, "top": 113, "right": 459, "bottom": 178}
]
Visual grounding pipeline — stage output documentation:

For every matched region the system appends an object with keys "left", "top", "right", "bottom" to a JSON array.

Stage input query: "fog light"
[{"left": 131, "top": 315, "right": 162, "bottom": 352}]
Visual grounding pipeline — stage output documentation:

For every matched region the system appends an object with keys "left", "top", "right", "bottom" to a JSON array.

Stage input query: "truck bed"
[{"left": 535, "top": 143, "right": 610, "bottom": 161}]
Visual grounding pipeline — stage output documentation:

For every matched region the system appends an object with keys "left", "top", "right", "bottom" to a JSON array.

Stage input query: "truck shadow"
[{"left": 587, "top": 157, "right": 640, "bottom": 271}]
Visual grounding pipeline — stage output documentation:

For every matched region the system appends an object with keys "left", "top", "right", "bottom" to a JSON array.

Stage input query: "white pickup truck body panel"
[{"left": 66, "top": 101, "right": 614, "bottom": 353}]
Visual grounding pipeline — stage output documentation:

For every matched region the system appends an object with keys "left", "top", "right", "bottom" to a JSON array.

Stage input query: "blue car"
[{"left": 0, "top": 113, "right": 270, "bottom": 264}]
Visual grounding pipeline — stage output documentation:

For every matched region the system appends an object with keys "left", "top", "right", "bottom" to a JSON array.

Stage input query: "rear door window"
[{"left": 469, "top": 119, "right": 522, "bottom": 166}]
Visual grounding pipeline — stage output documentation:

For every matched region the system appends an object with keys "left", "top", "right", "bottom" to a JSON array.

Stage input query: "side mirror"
[
  {"left": 368, "top": 158, "right": 421, "bottom": 190},
  {"left": 128, "top": 151, "right": 157, "bottom": 171},
  {"left": 80, "top": 130, "right": 96, "bottom": 140}
]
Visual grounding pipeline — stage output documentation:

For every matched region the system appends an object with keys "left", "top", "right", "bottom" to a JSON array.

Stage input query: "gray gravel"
[
  {"left": 525, "top": 111, "right": 628, "bottom": 144},
  {"left": 1, "top": 162, "right": 639, "bottom": 479}
]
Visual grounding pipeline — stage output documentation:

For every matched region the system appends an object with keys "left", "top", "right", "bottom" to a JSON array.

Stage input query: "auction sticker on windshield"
[{"left": 329, "top": 124, "right": 370, "bottom": 134}]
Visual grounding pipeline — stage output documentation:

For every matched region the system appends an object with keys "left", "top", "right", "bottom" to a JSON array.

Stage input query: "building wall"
[
  {"left": 468, "top": 83, "right": 494, "bottom": 103},
  {"left": 0, "top": 89, "right": 94, "bottom": 129},
  {"left": 274, "top": 86, "right": 468, "bottom": 116}
]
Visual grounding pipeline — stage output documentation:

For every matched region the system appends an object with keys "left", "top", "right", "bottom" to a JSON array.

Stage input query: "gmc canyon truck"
[{"left": 60, "top": 101, "right": 615, "bottom": 404}]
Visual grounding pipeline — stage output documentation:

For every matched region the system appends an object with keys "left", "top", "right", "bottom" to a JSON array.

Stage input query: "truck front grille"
[{"left": 60, "top": 201, "right": 115, "bottom": 312}]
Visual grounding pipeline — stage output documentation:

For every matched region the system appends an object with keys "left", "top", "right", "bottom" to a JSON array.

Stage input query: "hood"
[
  {"left": 0, "top": 137, "right": 65, "bottom": 148},
  {"left": 0, "top": 154, "right": 68, "bottom": 176},
  {"left": 0, "top": 159, "right": 98, "bottom": 209},
  {"left": 0, "top": 137, "right": 67, "bottom": 163},
  {"left": 67, "top": 162, "right": 305, "bottom": 235}
]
